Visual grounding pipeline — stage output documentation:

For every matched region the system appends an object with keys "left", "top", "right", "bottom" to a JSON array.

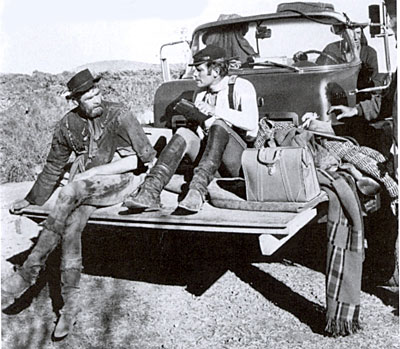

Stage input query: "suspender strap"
[{"left": 228, "top": 75, "right": 238, "bottom": 110}]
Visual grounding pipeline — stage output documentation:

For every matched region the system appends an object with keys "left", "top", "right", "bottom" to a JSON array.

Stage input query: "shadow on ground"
[
  {"left": 5, "top": 221, "right": 330, "bottom": 335},
  {"left": 281, "top": 199, "right": 399, "bottom": 315},
  {"left": 4, "top": 196, "right": 398, "bottom": 335}
]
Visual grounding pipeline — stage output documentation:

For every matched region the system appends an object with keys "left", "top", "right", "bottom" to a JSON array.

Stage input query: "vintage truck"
[{"left": 19, "top": 2, "right": 395, "bottom": 267}]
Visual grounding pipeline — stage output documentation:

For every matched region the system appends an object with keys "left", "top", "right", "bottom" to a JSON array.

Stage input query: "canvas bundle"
[{"left": 242, "top": 146, "right": 320, "bottom": 202}]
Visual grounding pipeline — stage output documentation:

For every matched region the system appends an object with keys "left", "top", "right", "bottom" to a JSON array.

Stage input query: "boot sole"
[
  {"left": 177, "top": 203, "right": 201, "bottom": 213},
  {"left": 123, "top": 200, "right": 161, "bottom": 211}
]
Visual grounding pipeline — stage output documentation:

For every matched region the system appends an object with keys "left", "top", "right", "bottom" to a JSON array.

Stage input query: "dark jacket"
[
  {"left": 359, "top": 30, "right": 379, "bottom": 86},
  {"left": 358, "top": 71, "right": 397, "bottom": 146},
  {"left": 25, "top": 101, "right": 155, "bottom": 205}
]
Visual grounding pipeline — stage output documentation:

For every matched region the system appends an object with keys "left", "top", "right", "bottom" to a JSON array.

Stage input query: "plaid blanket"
[
  {"left": 318, "top": 170, "right": 364, "bottom": 336},
  {"left": 254, "top": 123, "right": 368, "bottom": 336},
  {"left": 323, "top": 141, "right": 398, "bottom": 198}
]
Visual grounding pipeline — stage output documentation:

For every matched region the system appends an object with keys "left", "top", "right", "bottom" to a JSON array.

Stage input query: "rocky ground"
[{"left": 1, "top": 182, "right": 399, "bottom": 349}]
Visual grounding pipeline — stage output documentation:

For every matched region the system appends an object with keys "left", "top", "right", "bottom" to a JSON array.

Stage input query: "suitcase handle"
[{"left": 257, "top": 149, "right": 281, "bottom": 175}]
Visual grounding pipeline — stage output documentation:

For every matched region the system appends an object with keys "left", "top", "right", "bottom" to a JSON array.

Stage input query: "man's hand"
[
  {"left": 194, "top": 101, "right": 215, "bottom": 116},
  {"left": 10, "top": 199, "right": 30, "bottom": 214},
  {"left": 328, "top": 105, "right": 358, "bottom": 120},
  {"left": 301, "top": 112, "right": 319, "bottom": 129}
]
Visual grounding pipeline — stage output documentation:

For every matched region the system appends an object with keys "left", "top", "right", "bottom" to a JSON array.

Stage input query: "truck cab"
[
  {"left": 154, "top": 2, "right": 366, "bottom": 130},
  {"left": 20, "top": 2, "right": 395, "bottom": 259}
]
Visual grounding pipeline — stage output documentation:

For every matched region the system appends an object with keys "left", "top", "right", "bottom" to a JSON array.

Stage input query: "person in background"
[
  {"left": 2, "top": 69, "right": 156, "bottom": 340},
  {"left": 124, "top": 45, "right": 259, "bottom": 213},
  {"left": 329, "top": 0, "right": 398, "bottom": 289},
  {"left": 354, "top": 26, "right": 380, "bottom": 102}
]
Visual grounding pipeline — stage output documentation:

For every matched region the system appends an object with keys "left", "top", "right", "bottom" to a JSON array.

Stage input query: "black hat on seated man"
[
  {"left": 66, "top": 69, "right": 101, "bottom": 99},
  {"left": 189, "top": 45, "right": 234, "bottom": 66}
]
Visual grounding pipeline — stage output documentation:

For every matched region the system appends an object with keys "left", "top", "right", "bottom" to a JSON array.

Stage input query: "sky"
[{"left": 0, "top": 0, "right": 396, "bottom": 74}]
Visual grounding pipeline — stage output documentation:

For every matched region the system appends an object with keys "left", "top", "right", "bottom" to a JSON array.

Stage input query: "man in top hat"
[
  {"left": 2, "top": 69, "right": 156, "bottom": 339},
  {"left": 124, "top": 45, "right": 259, "bottom": 212}
]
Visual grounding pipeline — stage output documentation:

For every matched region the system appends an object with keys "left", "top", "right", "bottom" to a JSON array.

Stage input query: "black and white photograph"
[{"left": 0, "top": 0, "right": 398, "bottom": 348}]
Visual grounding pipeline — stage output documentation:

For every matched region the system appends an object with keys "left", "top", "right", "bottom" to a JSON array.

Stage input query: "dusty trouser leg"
[
  {"left": 52, "top": 174, "right": 138, "bottom": 339},
  {"left": 124, "top": 127, "right": 200, "bottom": 210},
  {"left": 53, "top": 205, "right": 95, "bottom": 340},
  {"left": 179, "top": 120, "right": 247, "bottom": 212},
  {"left": 2, "top": 173, "right": 136, "bottom": 302}
]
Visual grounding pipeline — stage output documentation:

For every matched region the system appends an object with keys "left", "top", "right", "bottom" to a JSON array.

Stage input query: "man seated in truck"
[
  {"left": 316, "top": 25, "right": 355, "bottom": 65},
  {"left": 201, "top": 14, "right": 258, "bottom": 67},
  {"left": 2, "top": 69, "right": 156, "bottom": 340},
  {"left": 124, "top": 44, "right": 259, "bottom": 213}
]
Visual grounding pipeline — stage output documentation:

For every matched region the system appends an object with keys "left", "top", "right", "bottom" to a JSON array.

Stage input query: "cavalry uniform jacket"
[{"left": 25, "top": 101, "right": 155, "bottom": 206}]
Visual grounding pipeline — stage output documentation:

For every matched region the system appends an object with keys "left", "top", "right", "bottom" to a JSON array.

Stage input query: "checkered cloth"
[
  {"left": 323, "top": 140, "right": 398, "bottom": 198},
  {"left": 254, "top": 118, "right": 296, "bottom": 148},
  {"left": 318, "top": 170, "right": 364, "bottom": 336}
]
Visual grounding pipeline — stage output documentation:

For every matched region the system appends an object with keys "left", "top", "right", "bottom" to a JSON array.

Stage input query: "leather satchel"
[
  {"left": 173, "top": 99, "right": 210, "bottom": 124},
  {"left": 241, "top": 147, "right": 320, "bottom": 202}
]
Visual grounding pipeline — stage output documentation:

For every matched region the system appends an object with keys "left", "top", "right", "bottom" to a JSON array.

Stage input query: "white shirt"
[{"left": 195, "top": 76, "right": 259, "bottom": 139}]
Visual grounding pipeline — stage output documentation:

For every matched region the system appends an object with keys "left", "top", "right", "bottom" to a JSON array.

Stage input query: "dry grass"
[{"left": 0, "top": 68, "right": 182, "bottom": 183}]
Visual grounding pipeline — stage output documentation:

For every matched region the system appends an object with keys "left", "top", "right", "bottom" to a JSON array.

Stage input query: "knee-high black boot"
[
  {"left": 179, "top": 124, "right": 229, "bottom": 212},
  {"left": 2, "top": 228, "right": 61, "bottom": 302},
  {"left": 124, "top": 133, "right": 187, "bottom": 210}
]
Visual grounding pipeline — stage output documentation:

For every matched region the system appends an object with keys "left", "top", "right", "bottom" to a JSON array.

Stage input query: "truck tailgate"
[{"left": 19, "top": 185, "right": 327, "bottom": 255}]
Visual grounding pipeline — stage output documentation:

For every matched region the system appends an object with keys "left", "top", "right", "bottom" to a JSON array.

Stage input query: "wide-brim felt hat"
[
  {"left": 306, "top": 119, "right": 349, "bottom": 141},
  {"left": 189, "top": 45, "right": 237, "bottom": 66},
  {"left": 66, "top": 69, "right": 101, "bottom": 99}
]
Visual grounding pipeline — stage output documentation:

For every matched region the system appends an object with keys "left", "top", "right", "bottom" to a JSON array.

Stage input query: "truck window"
[{"left": 192, "top": 18, "right": 356, "bottom": 69}]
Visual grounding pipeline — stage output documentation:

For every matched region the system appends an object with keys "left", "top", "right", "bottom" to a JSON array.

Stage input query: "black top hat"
[
  {"left": 66, "top": 69, "right": 101, "bottom": 99},
  {"left": 189, "top": 45, "right": 231, "bottom": 66}
]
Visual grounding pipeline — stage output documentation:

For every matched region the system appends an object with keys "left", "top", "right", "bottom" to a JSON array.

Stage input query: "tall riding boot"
[
  {"left": 2, "top": 228, "right": 61, "bottom": 300},
  {"left": 53, "top": 258, "right": 82, "bottom": 340},
  {"left": 179, "top": 124, "right": 229, "bottom": 212},
  {"left": 124, "top": 133, "right": 187, "bottom": 210}
]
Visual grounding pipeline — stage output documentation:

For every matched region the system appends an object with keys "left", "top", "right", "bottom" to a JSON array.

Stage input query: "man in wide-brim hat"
[
  {"left": 124, "top": 44, "right": 259, "bottom": 212},
  {"left": 2, "top": 69, "right": 156, "bottom": 340}
]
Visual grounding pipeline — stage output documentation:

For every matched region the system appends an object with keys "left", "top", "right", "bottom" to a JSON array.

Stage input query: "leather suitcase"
[{"left": 241, "top": 147, "right": 320, "bottom": 202}]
